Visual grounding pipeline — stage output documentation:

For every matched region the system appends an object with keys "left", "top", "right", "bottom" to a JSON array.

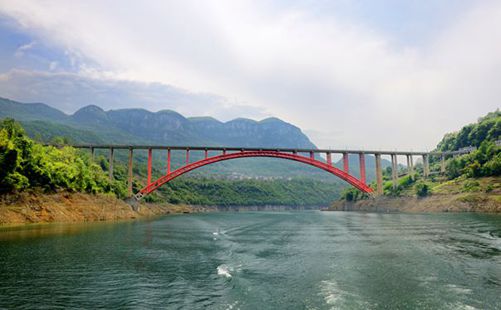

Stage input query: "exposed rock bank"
[
  {"left": 327, "top": 193, "right": 501, "bottom": 213},
  {"left": 0, "top": 191, "right": 212, "bottom": 225}
]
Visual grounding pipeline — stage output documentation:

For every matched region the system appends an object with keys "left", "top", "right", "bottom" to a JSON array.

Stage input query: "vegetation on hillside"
[
  {"left": 154, "top": 177, "right": 341, "bottom": 206},
  {"left": 0, "top": 118, "right": 126, "bottom": 196},
  {"left": 340, "top": 110, "right": 500, "bottom": 201},
  {"left": 1, "top": 119, "right": 342, "bottom": 206},
  {"left": 437, "top": 110, "right": 500, "bottom": 151}
]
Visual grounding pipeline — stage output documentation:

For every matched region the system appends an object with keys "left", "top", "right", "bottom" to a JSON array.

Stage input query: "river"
[{"left": 0, "top": 211, "right": 500, "bottom": 309}]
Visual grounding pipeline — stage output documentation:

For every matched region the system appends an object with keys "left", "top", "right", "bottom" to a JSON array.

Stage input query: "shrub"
[
  {"left": 0, "top": 118, "right": 125, "bottom": 197},
  {"left": 415, "top": 181, "right": 430, "bottom": 197},
  {"left": 462, "top": 180, "right": 481, "bottom": 192}
]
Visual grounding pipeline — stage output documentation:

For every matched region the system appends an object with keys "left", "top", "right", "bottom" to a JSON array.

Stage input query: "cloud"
[
  {"left": 0, "top": 1, "right": 500, "bottom": 150},
  {"left": 0, "top": 69, "right": 269, "bottom": 120},
  {"left": 14, "top": 40, "right": 35, "bottom": 57}
]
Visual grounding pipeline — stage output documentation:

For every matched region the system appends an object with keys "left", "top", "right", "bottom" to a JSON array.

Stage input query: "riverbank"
[
  {"left": 327, "top": 193, "right": 501, "bottom": 213},
  {"left": 0, "top": 191, "right": 214, "bottom": 225},
  {"left": 327, "top": 176, "right": 501, "bottom": 213}
]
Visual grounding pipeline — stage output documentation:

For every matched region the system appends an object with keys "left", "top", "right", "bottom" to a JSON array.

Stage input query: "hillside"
[
  {"left": 0, "top": 96, "right": 392, "bottom": 182},
  {"left": 333, "top": 110, "right": 501, "bottom": 212},
  {"left": 437, "top": 110, "right": 500, "bottom": 151}
]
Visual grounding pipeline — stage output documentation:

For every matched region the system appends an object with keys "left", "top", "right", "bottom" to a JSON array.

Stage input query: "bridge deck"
[{"left": 51, "top": 144, "right": 470, "bottom": 156}]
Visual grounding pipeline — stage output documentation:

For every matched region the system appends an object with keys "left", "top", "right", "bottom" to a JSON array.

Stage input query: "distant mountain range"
[
  {"left": 0, "top": 97, "right": 315, "bottom": 148},
  {"left": 0, "top": 96, "right": 390, "bottom": 181}
]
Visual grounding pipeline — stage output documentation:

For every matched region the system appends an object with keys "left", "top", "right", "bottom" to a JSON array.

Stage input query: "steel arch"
[{"left": 134, "top": 150, "right": 373, "bottom": 199}]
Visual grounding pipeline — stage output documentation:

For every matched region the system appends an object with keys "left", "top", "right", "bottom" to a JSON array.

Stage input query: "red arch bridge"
[{"left": 65, "top": 145, "right": 471, "bottom": 200}]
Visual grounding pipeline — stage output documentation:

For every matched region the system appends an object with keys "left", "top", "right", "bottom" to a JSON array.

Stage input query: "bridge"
[{"left": 64, "top": 145, "right": 471, "bottom": 200}]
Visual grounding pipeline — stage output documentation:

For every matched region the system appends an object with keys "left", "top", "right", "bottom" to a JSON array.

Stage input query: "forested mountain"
[
  {"left": 437, "top": 110, "right": 500, "bottom": 151},
  {"left": 0, "top": 97, "right": 315, "bottom": 148},
  {"left": 0, "top": 96, "right": 390, "bottom": 182}
]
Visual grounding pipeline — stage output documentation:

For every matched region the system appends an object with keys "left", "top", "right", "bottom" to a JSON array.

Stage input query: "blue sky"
[{"left": 0, "top": 0, "right": 499, "bottom": 150}]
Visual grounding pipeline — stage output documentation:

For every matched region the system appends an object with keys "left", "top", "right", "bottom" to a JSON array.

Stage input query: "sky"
[{"left": 0, "top": 0, "right": 499, "bottom": 151}]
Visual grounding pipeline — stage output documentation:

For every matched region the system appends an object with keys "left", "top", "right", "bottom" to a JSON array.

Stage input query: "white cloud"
[
  {"left": 0, "top": 69, "right": 269, "bottom": 120},
  {"left": 14, "top": 40, "right": 35, "bottom": 57},
  {"left": 0, "top": 0, "right": 500, "bottom": 150}
]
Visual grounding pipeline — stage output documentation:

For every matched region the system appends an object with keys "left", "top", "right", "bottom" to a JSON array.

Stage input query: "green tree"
[{"left": 415, "top": 181, "right": 430, "bottom": 197}]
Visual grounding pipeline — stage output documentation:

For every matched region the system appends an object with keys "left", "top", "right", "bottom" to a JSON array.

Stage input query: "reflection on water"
[{"left": 0, "top": 211, "right": 500, "bottom": 309}]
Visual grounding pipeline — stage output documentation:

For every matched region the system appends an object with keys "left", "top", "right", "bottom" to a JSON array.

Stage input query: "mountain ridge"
[{"left": 0, "top": 96, "right": 315, "bottom": 148}]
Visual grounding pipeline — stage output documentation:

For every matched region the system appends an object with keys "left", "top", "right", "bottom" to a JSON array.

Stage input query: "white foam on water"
[
  {"left": 446, "top": 303, "right": 477, "bottom": 310},
  {"left": 319, "top": 280, "right": 343, "bottom": 307},
  {"left": 445, "top": 284, "right": 472, "bottom": 295},
  {"left": 224, "top": 300, "right": 239, "bottom": 310},
  {"left": 217, "top": 264, "right": 232, "bottom": 278},
  {"left": 318, "top": 279, "right": 370, "bottom": 309}
]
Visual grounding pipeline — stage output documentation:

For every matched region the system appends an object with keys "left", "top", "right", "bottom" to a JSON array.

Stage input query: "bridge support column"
[
  {"left": 391, "top": 154, "right": 398, "bottom": 189},
  {"left": 128, "top": 148, "right": 133, "bottom": 197},
  {"left": 343, "top": 152, "right": 349, "bottom": 173},
  {"left": 422, "top": 154, "right": 429, "bottom": 178},
  {"left": 375, "top": 153, "right": 383, "bottom": 195},
  {"left": 204, "top": 149, "right": 208, "bottom": 159},
  {"left": 90, "top": 146, "right": 95, "bottom": 161},
  {"left": 359, "top": 153, "right": 366, "bottom": 184},
  {"left": 440, "top": 154, "right": 446, "bottom": 174},
  {"left": 310, "top": 151, "right": 314, "bottom": 160},
  {"left": 326, "top": 152, "right": 332, "bottom": 166},
  {"left": 167, "top": 149, "right": 171, "bottom": 174},
  {"left": 186, "top": 149, "right": 190, "bottom": 165},
  {"left": 147, "top": 148, "right": 152, "bottom": 185},
  {"left": 406, "top": 154, "right": 413, "bottom": 175},
  {"left": 108, "top": 147, "right": 114, "bottom": 181}
]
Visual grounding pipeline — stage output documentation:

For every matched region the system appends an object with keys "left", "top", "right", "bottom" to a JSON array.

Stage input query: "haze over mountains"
[
  {"left": 0, "top": 96, "right": 389, "bottom": 181},
  {"left": 0, "top": 97, "right": 315, "bottom": 148}
]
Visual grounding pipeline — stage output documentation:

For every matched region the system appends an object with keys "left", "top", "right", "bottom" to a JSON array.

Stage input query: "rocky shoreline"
[
  {"left": 326, "top": 192, "right": 501, "bottom": 213},
  {"left": 0, "top": 191, "right": 215, "bottom": 226}
]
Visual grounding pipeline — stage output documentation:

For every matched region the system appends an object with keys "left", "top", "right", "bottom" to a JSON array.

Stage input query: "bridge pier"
[
  {"left": 422, "top": 154, "right": 429, "bottom": 178},
  {"left": 440, "top": 154, "right": 446, "bottom": 174},
  {"left": 109, "top": 147, "right": 114, "bottom": 181},
  {"left": 147, "top": 148, "right": 152, "bottom": 185},
  {"left": 326, "top": 152, "right": 332, "bottom": 166},
  {"left": 359, "top": 153, "right": 366, "bottom": 184},
  {"left": 406, "top": 154, "right": 414, "bottom": 175},
  {"left": 167, "top": 149, "right": 171, "bottom": 174},
  {"left": 343, "top": 152, "right": 349, "bottom": 173},
  {"left": 375, "top": 153, "right": 383, "bottom": 195},
  {"left": 391, "top": 154, "right": 398, "bottom": 189},
  {"left": 128, "top": 148, "right": 133, "bottom": 197},
  {"left": 186, "top": 148, "right": 190, "bottom": 164},
  {"left": 90, "top": 146, "right": 95, "bottom": 161}
]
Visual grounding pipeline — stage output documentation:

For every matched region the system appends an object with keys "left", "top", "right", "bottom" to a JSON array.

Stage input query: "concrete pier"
[
  {"left": 423, "top": 154, "right": 429, "bottom": 178},
  {"left": 440, "top": 154, "right": 446, "bottom": 174},
  {"left": 406, "top": 154, "right": 413, "bottom": 174},
  {"left": 375, "top": 153, "right": 383, "bottom": 195},
  {"left": 147, "top": 148, "right": 152, "bottom": 185},
  {"left": 343, "top": 152, "right": 349, "bottom": 173},
  {"left": 128, "top": 148, "right": 133, "bottom": 197},
  {"left": 391, "top": 154, "right": 398, "bottom": 189},
  {"left": 108, "top": 147, "right": 114, "bottom": 181},
  {"left": 359, "top": 153, "right": 366, "bottom": 184}
]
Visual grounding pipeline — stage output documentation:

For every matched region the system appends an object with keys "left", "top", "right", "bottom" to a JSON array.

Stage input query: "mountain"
[
  {"left": 0, "top": 96, "right": 389, "bottom": 182},
  {"left": 0, "top": 97, "right": 315, "bottom": 148}
]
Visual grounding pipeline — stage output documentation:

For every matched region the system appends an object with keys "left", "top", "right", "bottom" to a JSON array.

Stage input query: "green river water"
[{"left": 0, "top": 211, "right": 500, "bottom": 309}]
